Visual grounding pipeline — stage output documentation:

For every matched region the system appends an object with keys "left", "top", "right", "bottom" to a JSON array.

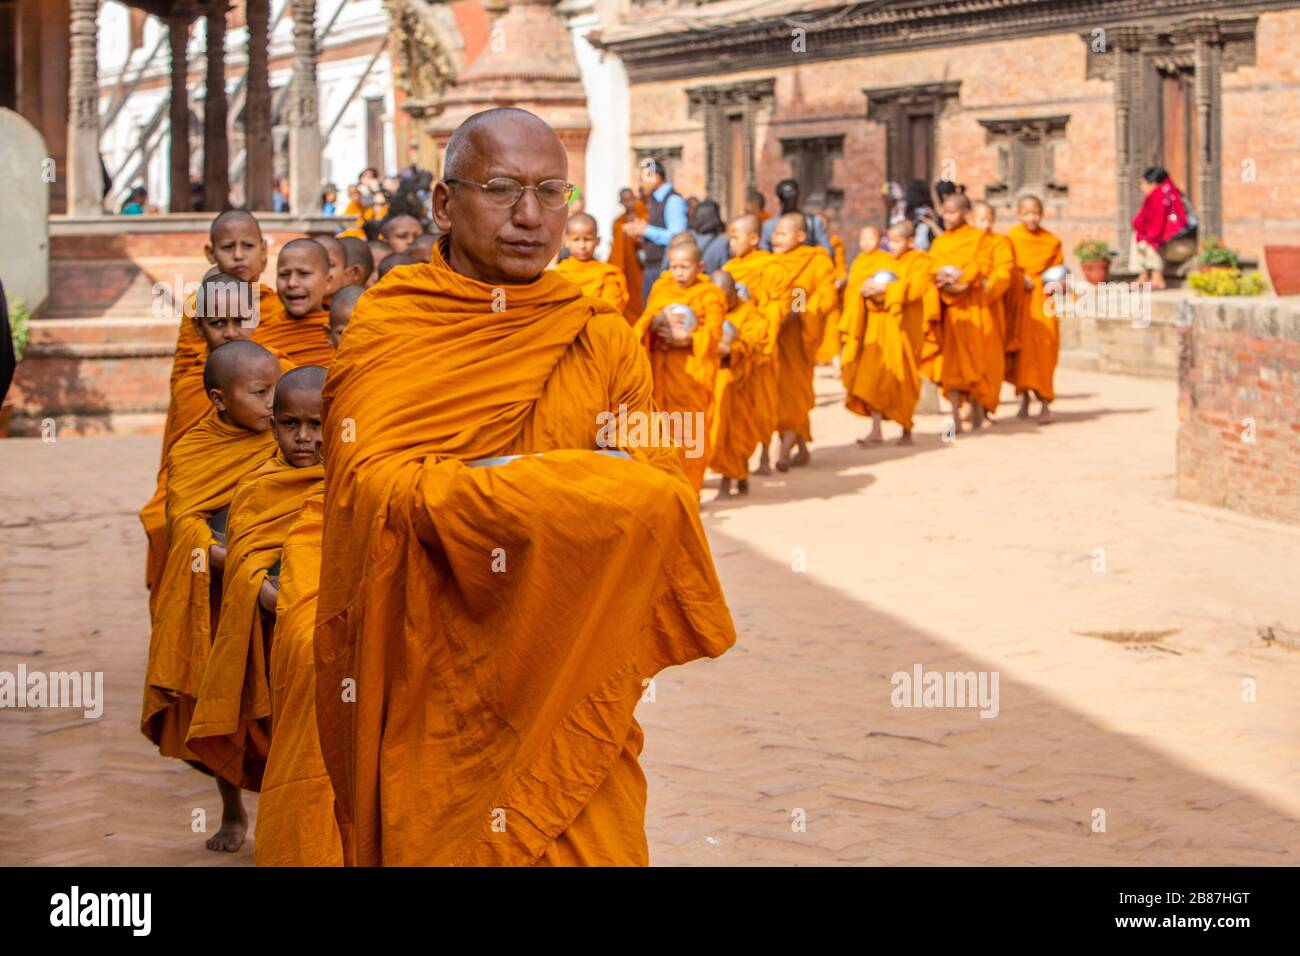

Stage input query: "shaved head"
[
  {"left": 340, "top": 236, "right": 374, "bottom": 276},
  {"left": 377, "top": 252, "right": 419, "bottom": 280},
  {"left": 442, "top": 107, "right": 564, "bottom": 181},
  {"left": 280, "top": 237, "right": 330, "bottom": 271},
  {"left": 378, "top": 215, "right": 421, "bottom": 244},
  {"left": 209, "top": 209, "right": 261, "bottom": 244},
  {"left": 888, "top": 220, "right": 916, "bottom": 239},
  {"left": 711, "top": 269, "right": 735, "bottom": 295},
  {"left": 566, "top": 211, "right": 597, "bottom": 232},
  {"left": 944, "top": 193, "right": 973, "bottom": 212},
  {"left": 203, "top": 339, "right": 277, "bottom": 394},
  {"left": 330, "top": 284, "right": 365, "bottom": 323},
  {"left": 409, "top": 233, "right": 438, "bottom": 263},
  {"left": 730, "top": 213, "right": 760, "bottom": 236},
  {"left": 274, "top": 364, "right": 327, "bottom": 414},
  {"left": 777, "top": 211, "right": 808, "bottom": 231}
]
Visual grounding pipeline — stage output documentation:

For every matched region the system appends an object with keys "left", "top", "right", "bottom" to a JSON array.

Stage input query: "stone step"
[{"left": 46, "top": 256, "right": 221, "bottom": 321}]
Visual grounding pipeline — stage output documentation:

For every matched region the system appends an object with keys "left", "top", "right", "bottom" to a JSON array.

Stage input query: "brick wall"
[{"left": 1177, "top": 298, "right": 1300, "bottom": 525}]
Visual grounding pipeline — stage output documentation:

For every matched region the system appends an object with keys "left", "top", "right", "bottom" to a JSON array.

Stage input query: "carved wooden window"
[
  {"left": 979, "top": 115, "right": 1069, "bottom": 204},
  {"left": 779, "top": 134, "right": 845, "bottom": 208},
  {"left": 633, "top": 145, "right": 684, "bottom": 187},
  {"left": 864, "top": 81, "right": 960, "bottom": 187}
]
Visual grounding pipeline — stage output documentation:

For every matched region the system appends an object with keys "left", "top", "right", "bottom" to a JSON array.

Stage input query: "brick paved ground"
[{"left": 2, "top": 368, "right": 1299, "bottom": 866}]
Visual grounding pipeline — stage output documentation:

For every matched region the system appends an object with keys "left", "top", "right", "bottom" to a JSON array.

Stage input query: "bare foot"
[
  {"left": 791, "top": 449, "right": 811, "bottom": 467},
  {"left": 855, "top": 432, "right": 883, "bottom": 447},
  {"left": 1038, "top": 404, "right": 1053, "bottom": 423},
  {"left": 776, "top": 458, "right": 790, "bottom": 472},
  {"left": 897, "top": 432, "right": 913, "bottom": 446},
  {"left": 205, "top": 812, "right": 247, "bottom": 853},
  {"left": 754, "top": 462, "right": 772, "bottom": 476},
  {"left": 737, "top": 478, "right": 749, "bottom": 495}
]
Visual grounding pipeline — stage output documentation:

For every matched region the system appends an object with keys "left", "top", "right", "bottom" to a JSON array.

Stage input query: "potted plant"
[
  {"left": 1187, "top": 269, "right": 1269, "bottom": 297},
  {"left": 1073, "top": 240, "right": 1112, "bottom": 284},
  {"left": 1192, "top": 236, "right": 1239, "bottom": 272},
  {"left": 1, "top": 298, "right": 30, "bottom": 438}
]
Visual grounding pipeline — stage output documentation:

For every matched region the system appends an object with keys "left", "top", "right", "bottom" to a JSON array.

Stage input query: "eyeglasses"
[{"left": 443, "top": 177, "right": 576, "bottom": 210}]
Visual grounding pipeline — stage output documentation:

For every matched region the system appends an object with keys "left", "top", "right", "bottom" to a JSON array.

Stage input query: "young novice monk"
[
  {"left": 1007, "top": 195, "right": 1064, "bottom": 421},
  {"left": 409, "top": 233, "right": 437, "bottom": 264},
  {"left": 365, "top": 240, "right": 392, "bottom": 286},
  {"left": 269, "top": 238, "right": 335, "bottom": 366},
  {"left": 722, "top": 213, "right": 783, "bottom": 475},
  {"left": 816, "top": 233, "right": 849, "bottom": 365},
  {"left": 970, "top": 200, "right": 1019, "bottom": 391},
  {"left": 929, "top": 194, "right": 1009, "bottom": 432},
  {"left": 339, "top": 236, "right": 374, "bottom": 288},
  {"left": 377, "top": 252, "right": 419, "bottom": 281},
  {"left": 141, "top": 340, "right": 281, "bottom": 853},
  {"left": 554, "top": 212, "right": 630, "bottom": 317},
  {"left": 142, "top": 274, "right": 294, "bottom": 614},
  {"left": 841, "top": 222, "right": 933, "bottom": 446},
  {"left": 633, "top": 236, "right": 727, "bottom": 493},
  {"left": 186, "top": 366, "right": 327, "bottom": 806},
  {"left": 378, "top": 214, "right": 422, "bottom": 255},
  {"left": 709, "top": 269, "right": 778, "bottom": 498},
  {"left": 315, "top": 235, "right": 347, "bottom": 308},
  {"left": 327, "top": 284, "right": 366, "bottom": 349},
  {"left": 767, "top": 212, "right": 838, "bottom": 470}
]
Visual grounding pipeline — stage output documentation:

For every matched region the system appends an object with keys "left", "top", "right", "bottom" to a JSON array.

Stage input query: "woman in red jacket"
[{"left": 1131, "top": 165, "right": 1188, "bottom": 290}]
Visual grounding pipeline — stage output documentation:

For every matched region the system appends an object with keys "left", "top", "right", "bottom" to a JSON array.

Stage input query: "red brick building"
[{"left": 596, "top": 0, "right": 1300, "bottom": 269}]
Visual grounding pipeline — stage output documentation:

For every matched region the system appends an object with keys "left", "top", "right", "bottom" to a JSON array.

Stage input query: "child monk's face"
[
  {"left": 859, "top": 227, "right": 882, "bottom": 253},
  {"left": 972, "top": 204, "right": 996, "bottom": 232},
  {"left": 1017, "top": 197, "right": 1043, "bottom": 232},
  {"left": 941, "top": 198, "right": 968, "bottom": 232},
  {"left": 668, "top": 244, "right": 701, "bottom": 287},
  {"left": 272, "top": 388, "right": 324, "bottom": 467},
  {"left": 196, "top": 308, "right": 255, "bottom": 352},
  {"left": 565, "top": 218, "right": 598, "bottom": 262},
  {"left": 318, "top": 240, "right": 346, "bottom": 296},
  {"left": 382, "top": 217, "right": 422, "bottom": 255},
  {"left": 887, "top": 227, "right": 913, "bottom": 256},
  {"left": 277, "top": 246, "right": 328, "bottom": 318},
  {"left": 327, "top": 308, "right": 351, "bottom": 349},
  {"left": 410, "top": 235, "right": 436, "bottom": 264},
  {"left": 770, "top": 218, "right": 805, "bottom": 254},
  {"left": 619, "top": 189, "right": 637, "bottom": 215},
  {"left": 211, "top": 356, "right": 279, "bottom": 431},
  {"left": 727, "top": 221, "right": 759, "bottom": 258},
  {"left": 207, "top": 220, "right": 268, "bottom": 283}
]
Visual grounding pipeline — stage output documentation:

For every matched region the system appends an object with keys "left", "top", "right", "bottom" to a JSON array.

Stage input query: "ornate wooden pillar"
[
  {"left": 167, "top": 12, "right": 192, "bottom": 213},
  {"left": 1112, "top": 27, "right": 1143, "bottom": 270},
  {"left": 245, "top": 0, "right": 273, "bottom": 211},
  {"left": 203, "top": 0, "right": 230, "bottom": 211},
  {"left": 1191, "top": 22, "right": 1223, "bottom": 239},
  {"left": 287, "top": 0, "right": 321, "bottom": 216},
  {"left": 66, "top": 0, "right": 102, "bottom": 216}
]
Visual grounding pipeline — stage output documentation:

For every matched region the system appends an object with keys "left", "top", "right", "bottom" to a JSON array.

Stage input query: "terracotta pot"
[
  {"left": 1263, "top": 245, "right": 1300, "bottom": 295},
  {"left": 1080, "top": 260, "right": 1110, "bottom": 284}
]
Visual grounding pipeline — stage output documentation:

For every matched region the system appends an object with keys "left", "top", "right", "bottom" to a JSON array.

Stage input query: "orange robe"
[
  {"left": 929, "top": 224, "right": 1010, "bottom": 412},
  {"left": 186, "top": 454, "right": 325, "bottom": 790},
  {"left": 140, "top": 413, "right": 276, "bottom": 763},
  {"left": 723, "top": 250, "right": 783, "bottom": 445},
  {"left": 256, "top": 305, "right": 333, "bottom": 367},
  {"left": 815, "top": 236, "right": 849, "bottom": 364},
  {"left": 555, "top": 257, "right": 630, "bottom": 317},
  {"left": 765, "top": 245, "right": 838, "bottom": 441},
  {"left": 840, "top": 248, "right": 925, "bottom": 429},
  {"left": 610, "top": 206, "right": 646, "bottom": 322},
  {"left": 708, "top": 298, "right": 778, "bottom": 479},
  {"left": 254, "top": 489, "right": 344, "bottom": 867},
  {"left": 1008, "top": 224, "right": 1065, "bottom": 402},
  {"left": 633, "top": 273, "right": 727, "bottom": 492},
  {"left": 316, "top": 235, "right": 735, "bottom": 866}
]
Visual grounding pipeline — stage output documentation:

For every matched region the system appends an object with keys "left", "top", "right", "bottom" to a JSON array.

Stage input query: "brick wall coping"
[
  {"left": 1185, "top": 297, "right": 1300, "bottom": 343},
  {"left": 49, "top": 213, "right": 349, "bottom": 237}
]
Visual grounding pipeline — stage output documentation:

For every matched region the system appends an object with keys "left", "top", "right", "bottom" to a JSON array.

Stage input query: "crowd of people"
[{"left": 138, "top": 106, "right": 1073, "bottom": 867}]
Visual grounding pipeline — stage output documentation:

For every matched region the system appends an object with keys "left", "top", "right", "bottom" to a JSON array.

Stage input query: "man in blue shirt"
[
  {"left": 621, "top": 160, "right": 688, "bottom": 301},
  {"left": 759, "top": 179, "right": 834, "bottom": 257}
]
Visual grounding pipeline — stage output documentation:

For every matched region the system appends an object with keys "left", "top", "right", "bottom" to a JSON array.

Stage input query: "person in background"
[
  {"left": 272, "top": 176, "right": 290, "bottom": 213},
  {"left": 621, "top": 159, "right": 688, "bottom": 302},
  {"left": 904, "top": 179, "right": 940, "bottom": 251},
  {"left": 1131, "top": 165, "right": 1187, "bottom": 291},
  {"left": 688, "top": 200, "right": 731, "bottom": 274},
  {"left": 121, "top": 186, "right": 149, "bottom": 215},
  {"left": 358, "top": 167, "right": 382, "bottom": 200},
  {"left": 745, "top": 188, "right": 771, "bottom": 225},
  {"left": 759, "top": 179, "right": 833, "bottom": 256},
  {"left": 321, "top": 185, "right": 338, "bottom": 217}
]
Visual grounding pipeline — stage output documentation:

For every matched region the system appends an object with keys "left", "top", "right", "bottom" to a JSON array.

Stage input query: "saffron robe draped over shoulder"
[
  {"left": 633, "top": 273, "right": 727, "bottom": 492},
  {"left": 555, "top": 257, "right": 631, "bottom": 319},
  {"left": 928, "top": 224, "right": 1010, "bottom": 412},
  {"left": 186, "top": 454, "right": 325, "bottom": 789},
  {"left": 255, "top": 490, "right": 345, "bottom": 867},
  {"left": 610, "top": 207, "right": 646, "bottom": 322},
  {"left": 765, "top": 245, "right": 837, "bottom": 441},
  {"left": 1007, "top": 224, "right": 1065, "bottom": 402},
  {"left": 256, "top": 304, "right": 333, "bottom": 367},
  {"left": 723, "top": 250, "right": 783, "bottom": 444},
  {"left": 316, "top": 237, "right": 735, "bottom": 866},
  {"left": 841, "top": 249, "right": 925, "bottom": 430},
  {"left": 709, "top": 298, "right": 777, "bottom": 479},
  {"left": 815, "top": 236, "right": 849, "bottom": 364},
  {"left": 141, "top": 413, "right": 276, "bottom": 761}
]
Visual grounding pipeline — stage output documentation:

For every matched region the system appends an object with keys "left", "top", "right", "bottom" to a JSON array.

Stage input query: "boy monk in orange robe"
[
  {"left": 722, "top": 213, "right": 783, "bottom": 475},
  {"left": 317, "top": 107, "right": 734, "bottom": 866},
  {"left": 767, "top": 212, "right": 838, "bottom": 470},
  {"left": 609, "top": 188, "right": 645, "bottom": 321},
  {"left": 1008, "top": 195, "right": 1065, "bottom": 421},
  {"left": 971, "top": 200, "right": 1020, "bottom": 388},
  {"left": 339, "top": 236, "right": 374, "bottom": 288},
  {"left": 410, "top": 232, "right": 438, "bottom": 264},
  {"left": 268, "top": 238, "right": 334, "bottom": 366},
  {"left": 815, "top": 233, "right": 849, "bottom": 364},
  {"left": 709, "top": 270, "right": 777, "bottom": 498},
  {"left": 841, "top": 222, "right": 935, "bottom": 445},
  {"left": 930, "top": 194, "right": 1010, "bottom": 432},
  {"left": 141, "top": 340, "right": 280, "bottom": 852},
  {"left": 326, "top": 284, "right": 365, "bottom": 349},
  {"left": 378, "top": 214, "right": 422, "bottom": 255},
  {"left": 555, "top": 212, "right": 630, "bottom": 316},
  {"left": 187, "top": 367, "right": 327, "bottom": 799},
  {"left": 141, "top": 274, "right": 294, "bottom": 610},
  {"left": 365, "top": 240, "right": 391, "bottom": 286},
  {"left": 314, "top": 235, "right": 347, "bottom": 308},
  {"left": 633, "top": 236, "right": 727, "bottom": 493}
]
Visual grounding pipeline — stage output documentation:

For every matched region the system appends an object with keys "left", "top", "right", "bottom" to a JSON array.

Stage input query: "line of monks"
[{"left": 137, "top": 107, "right": 1063, "bottom": 866}]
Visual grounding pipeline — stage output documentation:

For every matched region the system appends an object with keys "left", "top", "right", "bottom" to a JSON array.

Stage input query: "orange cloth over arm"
[
  {"left": 723, "top": 250, "right": 782, "bottom": 446},
  {"left": 140, "top": 413, "right": 276, "bottom": 762},
  {"left": 929, "top": 225, "right": 1007, "bottom": 411},
  {"left": 254, "top": 490, "right": 344, "bottom": 866},
  {"left": 555, "top": 257, "right": 630, "bottom": 317},
  {"left": 186, "top": 454, "right": 325, "bottom": 789},
  {"left": 1008, "top": 224, "right": 1065, "bottom": 402},
  {"left": 766, "top": 246, "right": 837, "bottom": 441},
  {"left": 709, "top": 298, "right": 773, "bottom": 479},
  {"left": 314, "top": 238, "right": 735, "bottom": 866},
  {"left": 816, "top": 236, "right": 849, "bottom": 364},
  {"left": 609, "top": 209, "right": 645, "bottom": 322}
]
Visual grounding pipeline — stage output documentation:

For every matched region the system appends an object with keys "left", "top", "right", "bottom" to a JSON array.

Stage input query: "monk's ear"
[
  {"left": 204, "top": 243, "right": 217, "bottom": 266},
  {"left": 431, "top": 182, "right": 454, "bottom": 234},
  {"left": 208, "top": 387, "right": 228, "bottom": 411}
]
